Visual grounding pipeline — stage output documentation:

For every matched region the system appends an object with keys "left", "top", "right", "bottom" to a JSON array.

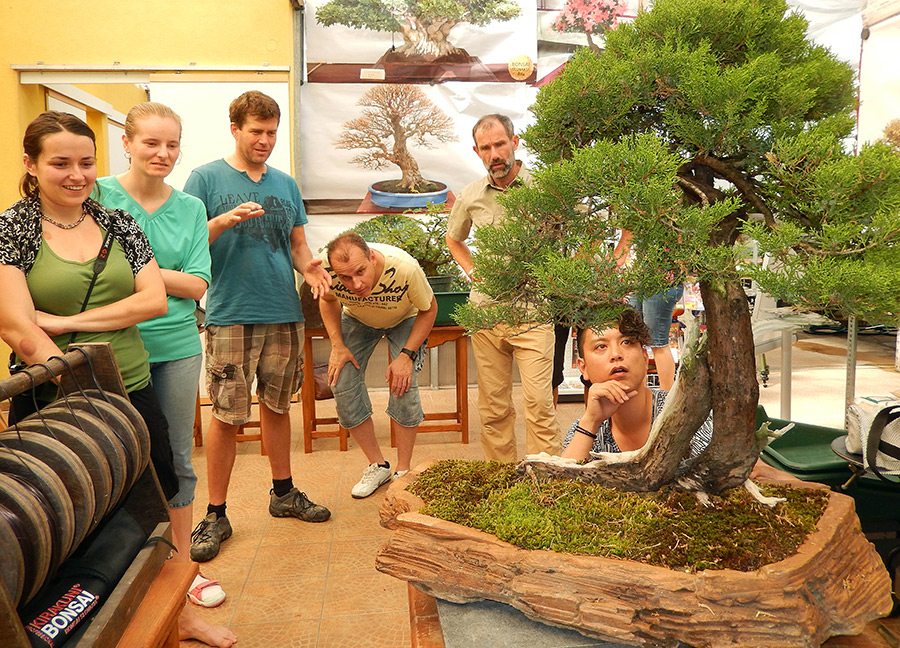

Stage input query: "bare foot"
[{"left": 178, "top": 604, "right": 237, "bottom": 647}]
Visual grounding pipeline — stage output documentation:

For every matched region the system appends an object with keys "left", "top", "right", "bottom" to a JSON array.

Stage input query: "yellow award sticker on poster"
[{"left": 508, "top": 55, "right": 534, "bottom": 81}]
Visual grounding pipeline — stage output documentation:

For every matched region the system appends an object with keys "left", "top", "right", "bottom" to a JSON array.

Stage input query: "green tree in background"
[{"left": 457, "top": 0, "right": 900, "bottom": 495}]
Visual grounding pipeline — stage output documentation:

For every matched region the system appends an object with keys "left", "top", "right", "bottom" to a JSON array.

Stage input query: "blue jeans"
[
  {"left": 150, "top": 354, "right": 202, "bottom": 508},
  {"left": 332, "top": 314, "right": 425, "bottom": 429},
  {"left": 628, "top": 284, "right": 684, "bottom": 347}
]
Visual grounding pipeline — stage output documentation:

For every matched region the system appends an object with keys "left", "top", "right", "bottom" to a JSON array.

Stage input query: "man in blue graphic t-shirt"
[{"left": 184, "top": 91, "right": 333, "bottom": 563}]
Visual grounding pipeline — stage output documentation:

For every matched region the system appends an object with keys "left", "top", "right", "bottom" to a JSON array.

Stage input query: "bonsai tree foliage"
[
  {"left": 353, "top": 206, "right": 462, "bottom": 279},
  {"left": 552, "top": 0, "right": 629, "bottom": 53},
  {"left": 335, "top": 84, "right": 456, "bottom": 193},
  {"left": 457, "top": 0, "right": 900, "bottom": 495},
  {"left": 316, "top": 0, "right": 521, "bottom": 62}
]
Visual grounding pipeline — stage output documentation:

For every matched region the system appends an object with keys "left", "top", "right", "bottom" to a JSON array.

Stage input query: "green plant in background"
[
  {"left": 456, "top": 0, "right": 900, "bottom": 495},
  {"left": 353, "top": 204, "right": 466, "bottom": 288}
]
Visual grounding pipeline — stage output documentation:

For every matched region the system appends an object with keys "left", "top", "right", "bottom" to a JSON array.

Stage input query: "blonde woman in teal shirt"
[{"left": 97, "top": 102, "right": 235, "bottom": 648}]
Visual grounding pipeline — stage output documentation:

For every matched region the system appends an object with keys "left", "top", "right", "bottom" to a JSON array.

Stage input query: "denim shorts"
[
  {"left": 150, "top": 354, "right": 202, "bottom": 509},
  {"left": 332, "top": 314, "right": 426, "bottom": 429},
  {"left": 628, "top": 284, "right": 684, "bottom": 347}
]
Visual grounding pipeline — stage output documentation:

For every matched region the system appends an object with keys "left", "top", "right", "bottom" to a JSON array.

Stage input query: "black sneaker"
[
  {"left": 190, "top": 513, "right": 232, "bottom": 562},
  {"left": 269, "top": 487, "right": 331, "bottom": 522}
]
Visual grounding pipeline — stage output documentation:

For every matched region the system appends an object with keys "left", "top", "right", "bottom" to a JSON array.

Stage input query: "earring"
[{"left": 124, "top": 151, "right": 131, "bottom": 160}]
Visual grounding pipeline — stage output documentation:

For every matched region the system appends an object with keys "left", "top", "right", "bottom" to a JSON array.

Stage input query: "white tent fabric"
[
  {"left": 859, "top": 13, "right": 900, "bottom": 144},
  {"left": 786, "top": 0, "right": 900, "bottom": 146},
  {"left": 788, "top": 0, "right": 864, "bottom": 70}
]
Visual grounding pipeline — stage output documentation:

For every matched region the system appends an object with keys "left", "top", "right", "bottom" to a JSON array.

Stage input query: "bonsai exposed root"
[
  {"left": 756, "top": 420, "right": 793, "bottom": 451},
  {"left": 743, "top": 479, "right": 787, "bottom": 508}
]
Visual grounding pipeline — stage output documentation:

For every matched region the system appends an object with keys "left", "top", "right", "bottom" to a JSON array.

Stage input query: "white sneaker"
[
  {"left": 393, "top": 470, "right": 409, "bottom": 480},
  {"left": 351, "top": 463, "right": 392, "bottom": 498}
]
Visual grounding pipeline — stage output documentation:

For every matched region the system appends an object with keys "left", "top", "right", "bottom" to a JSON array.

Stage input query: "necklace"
[{"left": 41, "top": 206, "right": 88, "bottom": 230}]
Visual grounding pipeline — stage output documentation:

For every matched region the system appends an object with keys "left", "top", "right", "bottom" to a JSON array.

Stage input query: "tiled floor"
[{"left": 181, "top": 329, "right": 900, "bottom": 648}]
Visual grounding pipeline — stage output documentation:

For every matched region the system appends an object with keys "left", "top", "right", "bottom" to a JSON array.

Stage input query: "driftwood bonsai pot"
[{"left": 376, "top": 459, "right": 893, "bottom": 648}]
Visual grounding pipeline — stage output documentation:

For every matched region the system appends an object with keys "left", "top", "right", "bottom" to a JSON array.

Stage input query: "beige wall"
[{"left": 0, "top": 0, "right": 295, "bottom": 206}]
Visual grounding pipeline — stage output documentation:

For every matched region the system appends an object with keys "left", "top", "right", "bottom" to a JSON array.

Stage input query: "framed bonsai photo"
[
  {"left": 299, "top": 81, "right": 538, "bottom": 208},
  {"left": 304, "top": 0, "right": 537, "bottom": 83}
]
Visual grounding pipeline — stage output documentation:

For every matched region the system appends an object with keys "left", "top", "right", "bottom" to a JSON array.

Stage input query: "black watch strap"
[{"left": 400, "top": 347, "right": 417, "bottom": 361}]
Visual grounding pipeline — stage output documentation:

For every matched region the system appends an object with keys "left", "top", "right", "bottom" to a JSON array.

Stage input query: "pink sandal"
[{"left": 188, "top": 573, "right": 226, "bottom": 608}]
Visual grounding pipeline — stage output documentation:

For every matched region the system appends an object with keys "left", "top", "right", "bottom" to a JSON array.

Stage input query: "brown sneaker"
[
  {"left": 190, "top": 513, "right": 232, "bottom": 562},
  {"left": 268, "top": 487, "right": 331, "bottom": 522}
]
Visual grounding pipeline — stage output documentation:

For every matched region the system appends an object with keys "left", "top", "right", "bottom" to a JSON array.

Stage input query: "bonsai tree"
[
  {"left": 353, "top": 206, "right": 465, "bottom": 286},
  {"left": 552, "top": 0, "right": 629, "bottom": 53},
  {"left": 457, "top": 0, "right": 900, "bottom": 495},
  {"left": 316, "top": 0, "right": 522, "bottom": 62},
  {"left": 336, "top": 84, "right": 456, "bottom": 194}
]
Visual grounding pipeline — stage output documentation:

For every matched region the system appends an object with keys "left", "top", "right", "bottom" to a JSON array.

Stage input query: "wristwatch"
[{"left": 400, "top": 347, "right": 417, "bottom": 361}]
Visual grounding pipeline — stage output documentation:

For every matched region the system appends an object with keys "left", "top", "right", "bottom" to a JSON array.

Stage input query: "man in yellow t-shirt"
[{"left": 319, "top": 232, "right": 438, "bottom": 498}]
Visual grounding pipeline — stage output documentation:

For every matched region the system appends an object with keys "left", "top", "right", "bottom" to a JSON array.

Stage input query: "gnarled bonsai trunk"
[
  {"left": 388, "top": 126, "right": 426, "bottom": 191},
  {"left": 687, "top": 278, "right": 760, "bottom": 492},
  {"left": 519, "top": 318, "right": 713, "bottom": 490},
  {"left": 396, "top": 17, "right": 463, "bottom": 59}
]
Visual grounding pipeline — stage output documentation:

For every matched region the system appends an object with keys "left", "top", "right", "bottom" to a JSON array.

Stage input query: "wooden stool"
[
  {"left": 302, "top": 327, "right": 349, "bottom": 453},
  {"left": 390, "top": 325, "right": 469, "bottom": 447}
]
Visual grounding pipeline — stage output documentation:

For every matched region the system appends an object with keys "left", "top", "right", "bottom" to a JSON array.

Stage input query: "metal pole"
[
  {"left": 844, "top": 315, "right": 858, "bottom": 427},
  {"left": 780, "top": 329, "right": 792, "bottom": 420}
]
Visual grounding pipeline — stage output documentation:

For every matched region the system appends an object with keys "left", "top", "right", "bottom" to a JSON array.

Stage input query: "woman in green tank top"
[{"left": 0, "top": 111, "right": 233, "bottom": 648}]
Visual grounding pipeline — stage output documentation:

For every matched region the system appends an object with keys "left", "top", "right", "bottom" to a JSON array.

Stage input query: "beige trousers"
[{"left": 470, "top": 323, "right": 561, "bottom": 463}]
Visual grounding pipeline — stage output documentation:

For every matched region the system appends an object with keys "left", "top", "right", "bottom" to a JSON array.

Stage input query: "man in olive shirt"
[{"left": 445, "top": 114, "right": 560, "bottom": 463}]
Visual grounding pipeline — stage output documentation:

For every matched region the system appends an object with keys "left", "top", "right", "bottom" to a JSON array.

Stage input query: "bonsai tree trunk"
[
  {"left": 687, "top": 278, "right": 760, "bottom": 492},
  {"left": 520, "top": 318, "right": 715, "bottom": 491},
  {"left": 396, "top": 17, "right": 463, "bottom": 59},
  {"left": 521, "top": 290, "right": 761, "bottom": 497},
  {"left": 389, "top": 127, "right": 427, "bottom": 191}
]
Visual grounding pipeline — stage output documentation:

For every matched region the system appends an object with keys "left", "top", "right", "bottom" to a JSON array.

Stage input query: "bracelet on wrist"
[{"left": 575, "top": 424, "right": 597, "bottom": 440}]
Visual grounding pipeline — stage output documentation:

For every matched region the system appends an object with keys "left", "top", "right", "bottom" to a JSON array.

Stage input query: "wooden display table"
[
  {"left": 301, "top": 325, "right": 469, "bottom": 453},
  {"left": 390, "top": 325, "right": 468, "bottom": 447}
]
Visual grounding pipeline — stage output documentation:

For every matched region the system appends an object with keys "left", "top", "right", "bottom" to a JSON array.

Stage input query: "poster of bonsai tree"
[
  {"left": 336, "top": 84, "right": 457, "bottom": 207},
  {"left": 316, "top": 0, "right": 522, "bottom": 65},
  {"left": 552, "top": 0, "right": 630, "bottom": 53}
]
